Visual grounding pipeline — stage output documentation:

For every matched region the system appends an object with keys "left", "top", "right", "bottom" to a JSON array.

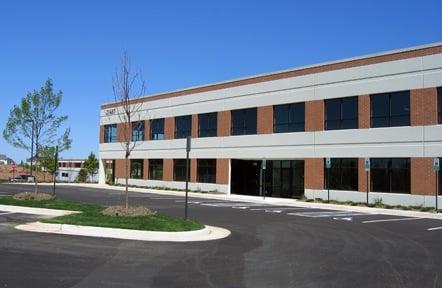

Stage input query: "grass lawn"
[{"left": 0, "top": 196, "right": 203, "bottom": 232}]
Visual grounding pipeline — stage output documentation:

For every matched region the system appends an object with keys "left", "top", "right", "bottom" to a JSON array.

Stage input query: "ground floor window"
[
  {"left": 371, "top": 158, "right": 410, "bottom": 194},
  {"left": 324, "top": 158, "right": 358, "bottom": 191},
  {"left": 174, "top": 159, "right": 188, "bottom": 182},
  {"left": 197, "top": 159, "right": 216, "bottom": 183},
  {"left": 149, "top": 159, "right": 163, "bottom": 180},
  {"left": 130, "top": 159, "right": 143, "bottom": 179}
]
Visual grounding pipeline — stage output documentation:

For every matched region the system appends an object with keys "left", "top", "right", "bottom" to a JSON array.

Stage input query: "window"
[
  {"left": 130, "top": 159, "right": 143, "bottom": 179},
  {"left": 104, "top": 124, "right": 117, "bottom": 143},
  {"left": 198, "top": 112, "right": 217, "bottom": 137},
  {"left": 131, "top": 121, "right": 144, "bottom": 141},
  {"left": 62, "top": 172, "right": 68, "bottom": 177},
  {"left": 175, "top": 115, "right": 192, "bottom": 139},
  {"left": 438, "top": 88, "right": 442, "bottom": 124},
  {"left": 197, "top": 159, "right": 216, "bottom": 183},
  {"left": 231, "top": 108, "right": 257, "bottom": 135},
  {"left": 151, "top": 118, "right": 164, "bottom": 140},
  {"left": 371, "top": 91, "right": 410, "bottom": 128},
  {"left": 174, "top": 159, "right": 188, "bottom": 182},
  {"left": 325, "top": 158, "right": 358, "bottom": 191},
  {"left": 74, "top": 163, "right": 81, "bottom": 168},
  {"left": 325, "top": 97, "right": 358, "bottom": 130},
  {"left": 273, "top": 103, "right": 305, "bottom": 133},
  {"left": 371, "top": 158, "right": 410, "bottom": 193},
  {"left": 149, "top": 159, "right": 163, "bottom": 180}
]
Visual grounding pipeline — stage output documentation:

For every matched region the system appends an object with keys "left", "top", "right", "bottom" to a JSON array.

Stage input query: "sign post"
[
  {"left": 261, "top": 159, "right": 267, "bottom": 199},
  {"left": 184, "top": 136, "right": 191, "bottom": 220},
  {"left": 433, "top": 158, "right": 440, "bottom": 212},
  {"left": 325, "top": 158, "right": 331, "bottom": 202},
  {"left": 53, "top": 146, "right": 58, "bottom": 196},
  {"left": 11, "top": 163, "right": 16, "bottom": 181},
  {"left": 364, "top": 158, "right": 370, "bottom": 206}
]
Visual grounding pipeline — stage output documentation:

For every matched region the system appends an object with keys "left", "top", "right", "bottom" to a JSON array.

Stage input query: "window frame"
[
  {"left": 148, "top": 159, "right": 163, "bottom": 180},
  {"left": 231, "top": 108, "right": 257, "bottom": 136},
  {"left": 150, "top": 118, "right": 165, "bottom": 140},
  {"left": 174, "top": 159, "right": 188, "bottom": 182},
  {"left": 273, "top": 102, "right": 305, "bottom": 133},
  {"left": 324, "top": 158, "right": 358, "bottom": 191},
  {"left": 174, "top": 115, "right": 192, "bottom": 139},
  {"left": 104, "top": 124, "right": 117, "bottom": 143},
  {"left": 197, "top": 159, "right": 216, "bottom": 183},
  {"left": 371, "top": 91, "right": 410, "bottom": 128},
  {"left": 130, "top": 159, "right": 144, "bottom": 179},
  {"left": 131, "top": 121, "right": 145, "bottom": 142},
  {"left": 370, "top": 158, "right": 410, "bottom": 194},
  {"left": 198, "top": 112, "right": 218, "bottom": 138},
  {"left": 325, "top": 97, "right": 358, "bottom": 130}
]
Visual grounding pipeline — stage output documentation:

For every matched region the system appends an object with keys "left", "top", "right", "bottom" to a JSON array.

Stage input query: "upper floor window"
[
  {"left": 151, "top": 118, "right": 164, "bottom": 140},
  {"left": 197, "top": 159, "right": 216, "bottom": 183},
  {"left": 325, "top": 97, "right": 358, "bottom": 130},
  {"left": 104, "top": 124, "right": 117, "bottom": 143},
  {"left": 231, "top": 108, "right": 257, "bottom": 136},
  {"left": 131, "top": 121, "right": 144, "bottom": 142},
  {"left": 371, "top": 91, "right": 410, "bottom": 128},
  {"left": 274, "top": 103, "right": 305, "bottom": 133},
  {"left": 198, "top": 112, "right": 217, "bottom": 137},
  {"left": 175, "top": 115, "right": 192, "bottom": 139},
  {"left": 130, "top": 159, "right": 143, "bottom": 179},
  {"left": 438, "top": 87, "right": 442, "bottom": 124}
]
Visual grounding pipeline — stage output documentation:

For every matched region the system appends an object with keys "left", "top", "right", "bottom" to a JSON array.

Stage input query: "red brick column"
[
  {"left": 163, "top": 159, "right": 173, "bottom": 181},
  {"left": 144, "top": 120, "right": 150, "bottom": 141},
  {"left": 411, "top": 88, "right": 438, "bottom": 126},
  {"left": 358, "top": 95, "right": 370, "bottom": 129},
  {"left": 164, "top": 117, "right": 175, "bottom": 140},
  {"left": 217, "top": 111, "right": 231, "bottom": 136},
  {"left": 305, "top": 100, "right": 324, "bottom": 131},
  {"left": 143, "top": 159, "right": 149, "bottom": 180},
  {"left": 411, "top": 158, "right": 436, "bottom": 195},
  {"left": 216, "top": 159, "right": 230, "bottom": 185},
  {"left": 190, "top": 159, "right": 197, "bottom": 182},
  {"left": 257, "top": 106, "right": 273, "bottom": 134},
  {"left": 304, "top": 159, "right": 324, "bottom": 190},
  {"left": 115, "top": 159, "right": 127, "bottom": 179},
  {"left": 191, "top": 115, "right": 198, "bottom": 138}
]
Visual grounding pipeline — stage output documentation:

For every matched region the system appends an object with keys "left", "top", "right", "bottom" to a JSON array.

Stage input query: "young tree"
[
  {"left": 84, "top": 152, "right": 99, "bottom": 182},
  {"left": 112, "top": 52, "right": 146, "bottom": 209},
  {"left": 38, "top": 146, "right": 57, "bottom": 177},
  {"left": 3, "top": 79, "right": 72, "bottom": 193}
]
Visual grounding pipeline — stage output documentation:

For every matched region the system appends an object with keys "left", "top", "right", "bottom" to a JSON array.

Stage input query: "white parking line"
[
  {"left": 200, "top": 202, "right": 268, "bottom": 208},
  {"left": 427, "top": 226, "right": 442, "bottom": 231},
  {"left": 150, "top": 197, "right": 183, "bottom": 200},
  {"left": 249, "top": 207, "right": 311, "bottom": 213},
  {"left": 287, "top": 211, "right": 367, "bottom": 218},
  {"left": 362, "top": 217, "right": 420, "bottom": 224}
]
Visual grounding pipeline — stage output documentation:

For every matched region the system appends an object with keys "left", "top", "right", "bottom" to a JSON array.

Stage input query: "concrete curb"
[
  {"left": 33, "top": 183, "right": 442, "bottom": 221},
  {"left": 16, "top": 222, "right": 231, "bottom": 242},
  {"left": 0, "top": 204, "right": 78, "bottom": 216}
]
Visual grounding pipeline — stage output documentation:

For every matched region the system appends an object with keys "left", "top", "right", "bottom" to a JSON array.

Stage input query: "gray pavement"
[{"left": 0, "top": 183, "right": 441, "bottom": 287}]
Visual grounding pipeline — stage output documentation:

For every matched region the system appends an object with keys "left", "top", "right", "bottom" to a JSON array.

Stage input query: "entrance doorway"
[{"left": 231, "top": 159, "right": 261, "bottom": 196}]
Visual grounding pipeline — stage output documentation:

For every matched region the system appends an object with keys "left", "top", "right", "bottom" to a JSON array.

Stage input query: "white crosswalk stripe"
[{"left": 287, "top": 211, "right": 367, "bottom": 218}]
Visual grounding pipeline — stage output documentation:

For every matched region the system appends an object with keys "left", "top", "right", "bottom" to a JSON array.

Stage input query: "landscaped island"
[{"left": 0, "top": 194, "right": 203, "bottom": 232}]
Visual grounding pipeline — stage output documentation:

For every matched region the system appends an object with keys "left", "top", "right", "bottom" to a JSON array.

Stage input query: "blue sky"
[{"left": 1, "top": 0, "right": 441, "bottom": 162}]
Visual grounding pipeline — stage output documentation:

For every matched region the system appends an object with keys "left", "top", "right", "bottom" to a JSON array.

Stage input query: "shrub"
[{"left": 76, "top": 168, "right": 88, "bottom": 183}]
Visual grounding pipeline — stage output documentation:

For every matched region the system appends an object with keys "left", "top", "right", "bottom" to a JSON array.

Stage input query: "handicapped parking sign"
[{"left": 433, "top": 158, "right": 440, "bottom": 172}]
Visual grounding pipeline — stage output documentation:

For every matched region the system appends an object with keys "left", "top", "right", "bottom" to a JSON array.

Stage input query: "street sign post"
[
  {"left": 260, "top": 160, "right": 267, "bottom": 199},
  {"left": 325, "top": 158, "right": 331, "bottom": 202},
  {"left": 184, "top": 137, "right": 191, "bottom": 220},
  {"left": 53, "top": 146, "right": 58, "bottom": 196},
  {"left": 11, "top": 163, "right": 16, "bottom": 181},
  {"left": 433, "top": 158, "right": 440, "bottom": 212},
  {"left": 365, "top": 158, "right": 370, "bottom": 205}
]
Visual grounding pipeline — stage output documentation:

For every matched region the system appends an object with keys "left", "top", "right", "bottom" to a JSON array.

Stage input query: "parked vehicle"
[{"left": 8, "top": 174, "right": 35, "bottom": 182}]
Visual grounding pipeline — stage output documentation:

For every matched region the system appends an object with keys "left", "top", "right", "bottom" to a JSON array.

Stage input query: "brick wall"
[
  {"left": 99, "top": 125, "right": 104, "bottom": 143},
  {"left": 358, "top": 158, "right": 370, "bottom": 192},
  {"left": 164, "top": 117, "right": 175, "bottom": 140},
  {"left": 304, "top": 158, "right": 324, "bottom": 190},
  {"left": 115, "top": 159, "right": 127, "bottom": 179},
  {"left": 190, "top": 159, "right": 197, "bottom": 182},
  {"left": 257, "top": 106, "right": 273, "bottom": 134},
  {"left": 411, "top": 88, "right": 438, "bottom": 126},
  {"left": 358, "top": 95, "right": 370, "bottom": 128},
  {"left": 217, "top": 111, "right": 231, "bottom": 136},
  {"left": 305, "top": 100, "right": 324, "bottom": 131},
  {"left": 163, "top": 159, "right": 173, "bottom": 181},
  {"left": 216, "top": 159, "right": 230, "bottom": 185},
  {"left": 143, "top": 159, "right": 149, "bottom": 180},
  {"left": 411, "top": 158, "right": 436, "bottom": 195},
  {"left": 192, "top": 115, "right": 198, "bottom": 138}
]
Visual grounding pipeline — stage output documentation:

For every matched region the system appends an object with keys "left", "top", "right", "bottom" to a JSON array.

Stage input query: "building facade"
[
  {"left": 99, "top": 43, "right": 442, "bottom": 207},
  {"left": 57, "top": 159, "right": 98, "bottom": 183}
]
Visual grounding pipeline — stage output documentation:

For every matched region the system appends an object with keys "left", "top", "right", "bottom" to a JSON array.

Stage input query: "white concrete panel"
[
  {"left": 115, "top": 178, "right": 229, "bottom": 193},
  {"left": 423, "top": 69, "right": 442, "bottom": 88}
]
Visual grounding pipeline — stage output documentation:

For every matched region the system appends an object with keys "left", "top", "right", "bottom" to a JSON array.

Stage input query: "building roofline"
[{"left": 101, "top": 41, "right": 442, "bottom": 109}]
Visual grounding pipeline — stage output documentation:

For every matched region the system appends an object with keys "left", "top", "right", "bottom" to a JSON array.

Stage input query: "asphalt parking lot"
[{"left": 1, "top": 183, "right": 442, "bottom": 288}]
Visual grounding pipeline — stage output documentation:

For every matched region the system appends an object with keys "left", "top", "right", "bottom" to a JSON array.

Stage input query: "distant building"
[
  {"left": 56, "top": 159, "right": 98, "bottom": 182},
  {"left": 0, "top": 154, "right": 15, "bottom": 165}
]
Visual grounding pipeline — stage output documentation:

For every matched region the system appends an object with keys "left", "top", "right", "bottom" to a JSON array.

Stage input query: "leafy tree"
[
  {"left": 38, "top": 146, "right": 57, "bottom": 174},
  {"left": 3, "top": 79, "right": 72, "bottom": 193},
  {"left": 84, "top": 152, "right": 99, "bottom": 182},
  {"left": 76, "top": 168, "right": 88, "bottom": 183}
]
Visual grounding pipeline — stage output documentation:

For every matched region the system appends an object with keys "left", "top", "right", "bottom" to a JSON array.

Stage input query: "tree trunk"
[{"left": 125, "top": 156, "right": 129, "bottom": 209}]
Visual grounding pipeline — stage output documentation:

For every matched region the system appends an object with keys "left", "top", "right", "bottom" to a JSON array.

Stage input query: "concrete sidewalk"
[{"left": 27, "top": 182, "right": 442, "bottom": 221}]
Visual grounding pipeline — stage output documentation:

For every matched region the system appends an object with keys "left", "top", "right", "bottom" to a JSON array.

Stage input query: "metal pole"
[
  {"left": 30, "top": 122, "right": 34, "bottom": 176},
  {"left": 53, "top": 145, "right": 58, "bottom": 196},
  {"left": 327, "top": 168, "right": 330, "bottom": 202},
  {"left": 184, "top": 136, "right": 191, "bottom": 220},
  {"left": 366, "top": 170, "right": 369, "bottom": 206},
  {"left": 263, "top": 164, "right": 266, "bottom": 200},
  {"left": 436, "top": 170, "right": 439, "bottom": 213},
  {"left": 259, "top": 162, "right": 263, "bottom": 197}
]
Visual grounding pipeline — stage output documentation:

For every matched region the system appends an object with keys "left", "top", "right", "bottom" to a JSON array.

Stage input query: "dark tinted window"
[
  {"left": 130, "top": 159, "right": 143, "bottom": 179},
  {"left": 274, "top": 103, "right": 305, "bottom": 133},
  {"left": 131, "top": 121, "right": 144, "bottom": 141},
  {"left": 175, "top": 116, "right": 192, "bottom": 139},
  {"left": 325, "top": 97, "right": 358, "bottom": 130},
  {"left": 174, "top": 159, "right": 188, "bottom": 182},
  {"left": 149, "top": 159, "right": 163, "bottom": 180},
  {"left": 104, "top": 124, "right": 117, "bottom": 143},
  {"left": 197, "top": 159, "right": 216, "bottom": 183},
  {"left": 150, "top": 119, "right": 164, "bottom": 140},
  {"left": 198, "top": 112, "right": 217, "bottom": 137},
  {"left": 438, "top": 88, "right": 442, "bottom": 124},
  {"left": 371, "top": 158, "right": 410, "bottom": 193},
  {"left": 371, "top": 91, "right": 410, "bottom": 128},
  {"left": 231, "top": 108, "right": 257, "bottom": 135},
  {"left": 325, "top": 158, "right": 358, "bottom": 190}
]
